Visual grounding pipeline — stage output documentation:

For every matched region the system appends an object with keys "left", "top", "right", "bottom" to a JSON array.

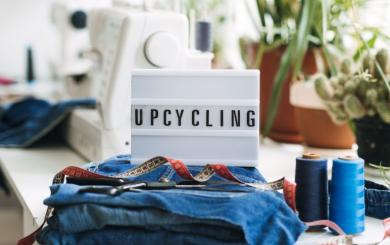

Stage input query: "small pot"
[
  {"left": 244, "top": 45, "right": 322, "bottom": 143},
  {"left": 290, "top": 81, "right": 355, "bottom": 149},
  {"left": 259, "top": 47, "right": 301, "bottom": 143},
  {"left": 355, "top": 117, "right": 390, "bottom": 166}
]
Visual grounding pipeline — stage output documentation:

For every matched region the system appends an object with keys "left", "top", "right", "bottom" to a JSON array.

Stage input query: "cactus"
[
  {"left": 344, "top": 80, "right": 358, "bottom": 94},
  {"left": 356, "top": 75, "right": 371, "bottom": 99},
  {"left": 367, "top": 108, "right": 376, "bottom": 116},
  {"left": 326, "top": 102, "right": 349, "bottom": 124},
  {"left": 362, "top": 54, "right": 374, "bottom": 74},
  {"left": 376, "top": 101, "right": 390, "bottom": 123},
  {"left": 365, "top": 89, "right": 378, "bottom": 107},
  {"left": 313, "top": 48, "right": 390, "bottom": 125},
  {"left": 375, "top": 48, "right": 389, "bottom": 79},
  {"left": 314, "top": 75, "right": 333, "bottom": 100},
  {"left": 343, "top": 94, "right": 366, "bottom": 119},
  {"left": 377, "top": 82, "right": 389, "bottom": 100},
  {"left": 340, "top": 59, "right": 352, "bottom": 75}
]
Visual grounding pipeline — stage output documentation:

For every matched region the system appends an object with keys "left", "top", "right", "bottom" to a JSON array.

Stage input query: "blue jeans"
[
  {"left": 37, "top": 155, "right": 307, "bottom": 245},
  {"left": 39, "top": 226, "right": 246, "bottom": 245},
  {"left": 0, "top": 97, "right": 96, "bottom": 147},
  {"left": 365, "top": 180, "right": 390, "bottom": 219}
]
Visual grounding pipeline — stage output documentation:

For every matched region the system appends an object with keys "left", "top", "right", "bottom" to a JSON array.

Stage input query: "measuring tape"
[{"left": 17, "top": 156, "right": 296, "bottom": 245}]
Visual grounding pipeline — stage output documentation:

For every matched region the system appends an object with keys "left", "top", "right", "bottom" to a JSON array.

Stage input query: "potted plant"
[
  {"left": 290, "top": 60, "right": 355, "bottom": 148},
  {"left": 240, "top": 0, "right": 302, "bottom": 143},
  {"left": 315, "top": 48, "right": 390, "bottom": 166},
  {"left": 288, "top": 1, "right": 390, "bottom": 149},
  {"left": 241, "top": 0, "right": 356, "bottom": 143}
]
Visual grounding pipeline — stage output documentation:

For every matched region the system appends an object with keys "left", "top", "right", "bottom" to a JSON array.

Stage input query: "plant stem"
[
  {"left": 350, "top": 2, "right": 390, "bottom": 93},
  {"left": 262, "top": 42, "right": 294, "bottom": 136},
  {"left": 254, "top": 44, "right": 265, "bottom": 68}
]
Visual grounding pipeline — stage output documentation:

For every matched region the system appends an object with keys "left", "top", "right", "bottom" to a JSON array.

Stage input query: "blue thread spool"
[
  {"left": 195, "top": 20, "right": 212, "bottom": 52},
  {"left": 295, "top": 153, "right": 328, "bottom": 227},
  {"left": 330, "top": 156, "right": 365, "bottom": 234}
]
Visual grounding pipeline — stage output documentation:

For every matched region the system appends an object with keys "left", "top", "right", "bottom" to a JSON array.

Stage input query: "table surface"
[{"left": 0, "top": 138, "right": 387, "bottom": 244}]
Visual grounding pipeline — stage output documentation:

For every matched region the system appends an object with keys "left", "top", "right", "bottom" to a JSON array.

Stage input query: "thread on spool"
[
  {"left": 330, "top": 156, "right": 365, "bottom": 234},
  {"left": 195, "top": 20, "right": 212, "bottom": 52},
  {"left": 295, "top": 153, "right": 328, "bottom": 228},
  {"left": 26, "top": 45, "right": 35, "bottom": 83}
]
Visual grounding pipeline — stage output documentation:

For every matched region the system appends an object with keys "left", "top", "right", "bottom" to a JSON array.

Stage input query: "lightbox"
[{"left": 131, "top": 69, "right": 260, "bottom": 166}]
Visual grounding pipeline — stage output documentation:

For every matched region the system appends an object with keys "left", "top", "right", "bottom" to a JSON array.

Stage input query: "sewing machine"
[
  {"left": 62, "top": 2, "right": 214, "bottom": 162},
  {"left": 50, "top": 0, "right": 111, "bottom": 98}
]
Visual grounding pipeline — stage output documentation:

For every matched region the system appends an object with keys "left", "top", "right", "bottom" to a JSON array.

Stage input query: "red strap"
[
  {"left": 61, "top": 166, "right": 107, "bottom": 178},
  {"left": 283, "top": 179, "right": 297, "bottom": 212},
  {"left": 167, "top": 158, "right": 296, "bottom": 210},
  {"left": 168, "top": 158, "right": 195, "bottom": 180},
  {"left": 305, "top": 220, "right": 346, "bottom": 235},
  {"left": 17, "top": 223, "right": 44, "bottom": 245},
  {"left": 210, "top": 164, "right": 243, "bottom": 183},
  {"left": 17, "top": 167, "right": 107, "bottom": 245}
]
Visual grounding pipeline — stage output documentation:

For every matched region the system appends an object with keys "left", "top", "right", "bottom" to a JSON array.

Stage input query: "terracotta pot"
[
  {"left": 290, "top": 82, "right": 355, "bottom": 149},
  {"left": 295, "top": 108, "right": 355, "bottom": 148},
  {"left": 247, "top": 45, "right": 320, "bottom": 143}
]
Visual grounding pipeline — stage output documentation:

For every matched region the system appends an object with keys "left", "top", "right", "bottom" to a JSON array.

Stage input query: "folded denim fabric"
[
  {"left": 42, "top": 185, "right": 305, "bottom": 245},
  {"left": 37, "top": 225, "right": 246, "bottom": 245},
  {"left": 39, "top": 156, "right": 306, "bottom": 245},
  {"left": 47, "top": 204, "right": 243, "bottom": 240},
  {"left": 0, "top": 97, "right": 96, "bottom": 147},
  {"left": 365, "top": 180, "right": 390, "bottom": 219}
]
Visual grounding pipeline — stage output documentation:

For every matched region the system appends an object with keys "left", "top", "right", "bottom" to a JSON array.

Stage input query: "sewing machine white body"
[
  {"left": 63, "top": 5, "right": 213, "bottom": 162},
  {"left": 88, "top": 6, "right": 212, "bottom": 130},
  {"left": 50, "top": 0, "right": 111, "bottom": 97}
]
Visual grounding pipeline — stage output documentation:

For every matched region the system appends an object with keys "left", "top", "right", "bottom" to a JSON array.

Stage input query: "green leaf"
[
  {"left": 312, "top": 0, "right": 337, "bottom": 76},
  {"left": 356, "top": 30, "right": 390, "bottom": 93},
  {"left": 291, "top": 0, "right": 316, "bottom": 78},
  {"left": 369, "top": 163, "right": 390, "bottom": 187},
  {"left": 321, "top": 0, "right": 328, "bottom": 40},
  {"left": 262, "top": 42, "right": 294, "bottom": 136},
  {"left": 256, "top": 0, "right": 266, "bottom": 27},
  {"left": 348, "top": 120, "right": 356, "bottom": 134},
  {"left": 263, "top": 0, "right": 318, "bottom": 137},
  {"left": 353, "top": 33, "right": 378, "bottom": 61},
  {"left": 313, "top": 23, "right": 337, "bottom": 76}
]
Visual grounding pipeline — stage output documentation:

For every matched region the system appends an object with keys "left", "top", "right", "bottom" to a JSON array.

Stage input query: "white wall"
[
  {"left": 0, "top": 0, "right": 56, "bottom": 80},
  {"left": 2, "top": 0, "right": 385, "bottom": 81}
]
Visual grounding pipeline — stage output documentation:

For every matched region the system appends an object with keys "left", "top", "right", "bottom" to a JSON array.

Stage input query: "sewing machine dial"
[{"left": 144, "top": 32, "right": 180, "bottom": 68}]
